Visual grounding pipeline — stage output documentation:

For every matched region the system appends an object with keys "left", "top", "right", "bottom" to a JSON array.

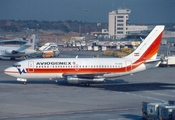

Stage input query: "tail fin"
[
  {"left": 124, "top": 25, "right": 164, "bottom": 61},
  {"left": 16, "top": 34, "right": 35, "bottom": 51},
  {"left": 25, "top": 34, "right": 35, "bottom": 49}
]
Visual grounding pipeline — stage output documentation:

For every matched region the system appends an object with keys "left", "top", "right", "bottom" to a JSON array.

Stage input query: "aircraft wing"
[{"left": 15, "top": 44, "right": 31, "bottom": 52}]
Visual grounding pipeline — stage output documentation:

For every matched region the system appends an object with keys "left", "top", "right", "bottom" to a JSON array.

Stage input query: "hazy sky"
[{"left": 0, "top": 0, "right": 175, "bottom": 24}]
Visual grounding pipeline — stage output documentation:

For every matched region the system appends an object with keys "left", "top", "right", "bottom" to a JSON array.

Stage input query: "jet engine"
[
  {"left": 5, "top": 50, "right": 18, "bottom": 54},
  {"left": 66, "top": 76, "right": 104, "bottom": 84},
  {"left": 5, "top": 49, "right": 26, "bottom": 54}
]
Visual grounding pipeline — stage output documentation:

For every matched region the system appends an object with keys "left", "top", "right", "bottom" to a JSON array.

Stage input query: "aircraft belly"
[{"left": 20, "top": 73, "right": 63, "bottom": 79}]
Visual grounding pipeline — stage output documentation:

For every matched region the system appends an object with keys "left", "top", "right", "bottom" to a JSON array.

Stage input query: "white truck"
[
  {"left": 93, "top": 46, "right": 99, "bottom": 51},
  {"left": 166, "top": 56, "right": 175, "bottom": 67},
  {"left": 159, "top": 56, "right": 175, "bottom": 67},
  {"left": 102, "top": 46, "right": 107, "bottom": 51}
]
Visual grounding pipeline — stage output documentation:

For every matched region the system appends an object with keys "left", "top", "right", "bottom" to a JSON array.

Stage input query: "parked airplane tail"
[
  {"left": 16, "top": 34, "right": 35, "bottom": 51},
  {"left": 25, "top": 34, "right": 35, "bottom": 49},
  {"left": 124, "top": 25, "right": 164, "bottom": 61}
]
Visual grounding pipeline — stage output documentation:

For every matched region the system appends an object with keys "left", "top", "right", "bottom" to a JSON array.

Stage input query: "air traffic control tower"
[{"left": 108, "top": 8, "right": 147, "bottom": 39}]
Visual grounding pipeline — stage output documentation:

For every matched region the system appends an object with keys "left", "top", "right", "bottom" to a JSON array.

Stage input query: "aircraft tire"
[
  {"left": 10, "top": 57, "right": 15, "bottom": 60},
  {"left": 24, "top": 81, "right": 27, "bottom": 85}
]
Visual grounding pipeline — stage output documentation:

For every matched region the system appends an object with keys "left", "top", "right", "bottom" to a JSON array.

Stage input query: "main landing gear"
[
  {"left": 23, "top": 81, "right": 27, "bottom": 85},
  {"left": 10, "top": 57, "right": 16, "bottom": 60},
  {"left": 83, "top": 83, "right": 90, "bottom": 87}
]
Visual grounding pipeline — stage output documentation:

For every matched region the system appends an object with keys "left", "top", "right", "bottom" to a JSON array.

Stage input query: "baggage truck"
[
  {"left": 142, "top": 102, "right": 149, "bottom": 120},
  {"left": 172, "top": 109, "right": 175, "bottom": 120},
  {"left": 147, "top": 102, "right": 165, "bottom": 120},
  {"left": 159, "top": 104, "right": 175, "bottom": 120},
  {"left": 142, "top": 100, "right": 175, "bottom": 120}
]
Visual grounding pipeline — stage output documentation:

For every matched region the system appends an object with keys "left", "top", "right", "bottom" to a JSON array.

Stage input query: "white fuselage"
[
  {"left": 0, "top": 46, "right": 35, "bottom": 57},
  {"left": 4, "top": 57, "right": 158, "bottom": 80}
]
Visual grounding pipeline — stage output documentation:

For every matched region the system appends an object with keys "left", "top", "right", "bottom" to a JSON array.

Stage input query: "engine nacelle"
[
  {"left": 5, "top": 50, "right": 18, "bottom": 54},
  {"left": 5, "top": 49, "right": 26, "bottom": 54},
  {"left": 66, "top": 76, "right": 104, "bottom": 84}
]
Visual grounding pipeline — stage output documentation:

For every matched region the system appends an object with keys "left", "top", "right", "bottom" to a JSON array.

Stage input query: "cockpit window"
[{"left": 12, "top": 64, "right": 21, "bottom": 67}]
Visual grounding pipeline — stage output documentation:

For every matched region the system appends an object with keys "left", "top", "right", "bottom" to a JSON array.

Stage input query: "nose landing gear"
[{"left": 17, "top": 78, "right": 27, "bottom": 85}]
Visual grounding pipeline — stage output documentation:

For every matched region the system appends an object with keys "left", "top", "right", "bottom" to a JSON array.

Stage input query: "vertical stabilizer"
[
  {"left": 25, "top": 34, "right": 35, "bottom": 49},
  {"left": 16, "top": 34, "right": 35, "bottom": 51},
  {"left": 124, "top": 25, "right": 164, "bottom": 61}
]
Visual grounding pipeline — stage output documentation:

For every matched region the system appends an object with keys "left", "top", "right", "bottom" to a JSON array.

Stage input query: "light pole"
[
  {"left": 36, "top": 24, "right": 39, "bottom": 35},
  {"left": 83, "top": 9, "right": 89, "bottom": 34}
]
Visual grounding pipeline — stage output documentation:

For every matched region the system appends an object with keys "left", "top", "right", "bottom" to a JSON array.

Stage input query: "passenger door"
[
  {"left": 125, "top": 60, "right": 132, "bottom": 72},
  {"left": 28, "top": 61, "right": 34, "bottom": 72}
]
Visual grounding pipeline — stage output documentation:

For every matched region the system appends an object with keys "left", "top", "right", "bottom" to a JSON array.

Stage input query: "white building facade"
[{"left": 108, "top": 9, "right": 148, "bottom": 39}]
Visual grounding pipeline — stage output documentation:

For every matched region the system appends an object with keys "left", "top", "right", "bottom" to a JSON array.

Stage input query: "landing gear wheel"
[
  {"left": 10, "top": 57, "right": 15, "bottom": 60},
  {"left": 24, "top": 81, "right": 27, "bottom": 85},
  {"left": 84, "top": 83, "right": 90, "bottom": 87},
  {"left": 24, "top": 56, "right": 28, "bottom": 59}
]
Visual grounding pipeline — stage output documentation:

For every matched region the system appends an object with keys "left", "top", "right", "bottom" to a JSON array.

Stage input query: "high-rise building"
[
  {"left": 108, "top": 8, "right": 147, "bottom": 39},
  {"left": 108, "top": 9, "right": 130, "bottom": 39}
]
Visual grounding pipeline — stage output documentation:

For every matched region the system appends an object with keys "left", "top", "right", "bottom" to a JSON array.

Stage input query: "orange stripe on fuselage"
[{"left": 4, "top": 71, "right": 19, "bottom": 74}]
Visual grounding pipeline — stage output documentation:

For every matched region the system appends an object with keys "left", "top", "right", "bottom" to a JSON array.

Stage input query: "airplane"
[
  {"left": 4, "top": 25, "right": 164, "bottom": 85},
  {"left": 0, "top": 35, "right": 36, "bottom": 60}
]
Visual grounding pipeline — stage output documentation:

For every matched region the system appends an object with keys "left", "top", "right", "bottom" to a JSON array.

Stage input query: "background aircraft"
[
  {"left": 0, "top": 35, "right": 36, "bottom": 60},
  {"left": 4, "top": 26, "right": 164, "bottom": 85}
]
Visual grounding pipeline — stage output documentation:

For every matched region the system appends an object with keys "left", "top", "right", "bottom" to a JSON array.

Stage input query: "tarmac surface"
[{"left": 0, "top": 47, "right": 175, "bottom": 120}]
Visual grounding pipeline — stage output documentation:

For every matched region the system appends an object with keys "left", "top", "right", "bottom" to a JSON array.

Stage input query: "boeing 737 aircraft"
[
  {"left": 4, "top": 26, "right": 164, "bottom": 85},
  {"left": 0, "top": 35, "right": 36, "bottom": 60}
]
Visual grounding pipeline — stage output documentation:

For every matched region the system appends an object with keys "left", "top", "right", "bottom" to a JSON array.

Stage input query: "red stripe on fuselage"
[{"left": 26, "top": 67, "right": 127, "bottom": 74}]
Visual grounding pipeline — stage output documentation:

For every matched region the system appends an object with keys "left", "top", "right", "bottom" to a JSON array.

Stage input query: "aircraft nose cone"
[{"left": 4, "top": 67, "right": 18, "bottom": 76}]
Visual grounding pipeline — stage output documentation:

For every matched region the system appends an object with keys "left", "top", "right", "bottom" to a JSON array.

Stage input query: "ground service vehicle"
[{"left": 142, "top": 100, "right": 175, "bottom": 120}]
